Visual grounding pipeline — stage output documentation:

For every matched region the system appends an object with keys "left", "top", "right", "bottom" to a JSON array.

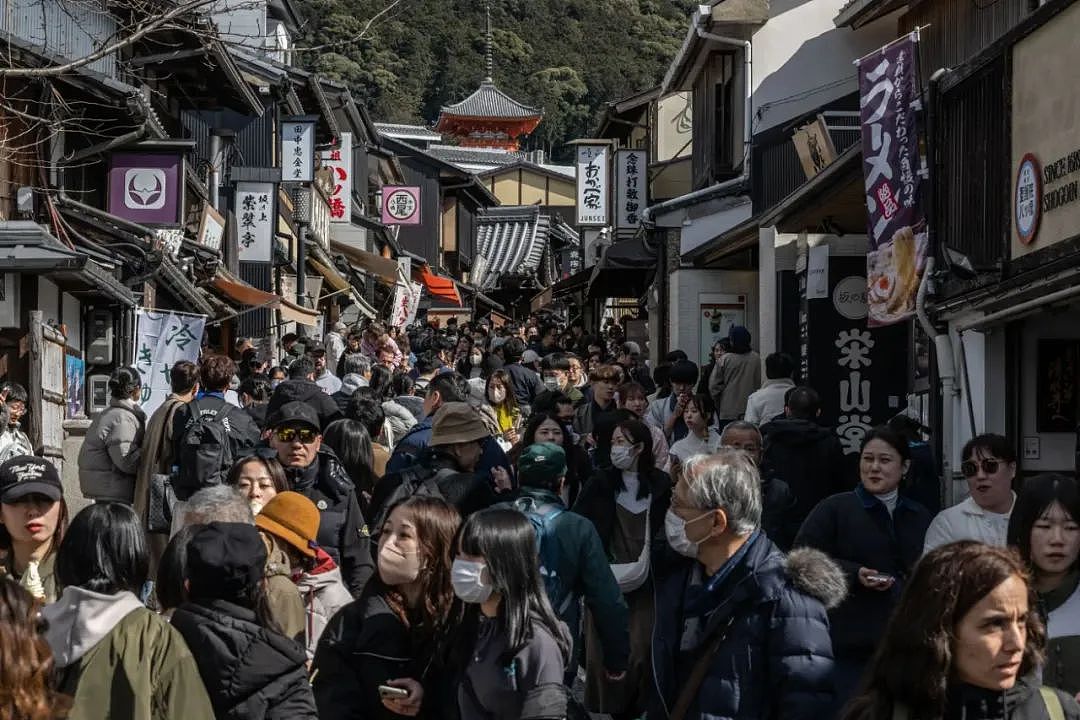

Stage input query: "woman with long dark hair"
[
  {"left": 322, "top": 419, "right": 377, "bottom": 511},
  {"left": 795, "top": 426, "right": 933, "bottom": 714},
  {"left": 485, "top": 369, "right": 521, "bottom": 446},
  {"left": 170, "top": 522, "right": 317, "bottom": 718},
  {"left": 43, "top": 503, "right": 214, "bottom": 718},
  {"left": 509, "top": 412, "right": 591, "bottom": 507},
  {"left": 843, "top": 542, "right": 1080, "bottom": 720},
  {"left": 313, "top": 496, "right": 462, "bottom": 720},
  {"left": 0, "top": 577, "right": 69, "bottom": 720},
  {"left": 453, "top": 507, "right": 572, "bottom": 719},
  {"left": 0, "top": 456, "right": 68, "bottom": 602},
  {"left": 573, "top": 417, "right": 671, "bottom": 719},
  {"left": 1007, "top": 473, "right": 1080, "bottom": 695},
  {"left": 369, "top": 365, "right": 417, "bottom": 446}
]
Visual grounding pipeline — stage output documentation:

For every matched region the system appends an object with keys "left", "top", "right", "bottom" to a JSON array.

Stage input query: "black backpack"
[
  {"left": 370, "top": 464, "right": 453, "bottom": 538},
  {"left": 173, "top": 400, "right": 237, "bottom": 500}
]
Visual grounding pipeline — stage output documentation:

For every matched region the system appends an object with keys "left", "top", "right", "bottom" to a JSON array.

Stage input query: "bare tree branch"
[
  {"left": 292, "top": 0, "right": 404, "bottom": 53},
  {"left": 0, "top": 0, "right": 219, "bottom": 77}
]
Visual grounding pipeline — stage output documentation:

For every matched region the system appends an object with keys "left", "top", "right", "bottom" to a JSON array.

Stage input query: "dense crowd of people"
[{"left": 0, "top": 314, "right": 1078, "bottom": 719}]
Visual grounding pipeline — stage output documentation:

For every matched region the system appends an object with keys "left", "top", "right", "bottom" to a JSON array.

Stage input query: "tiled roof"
[
  {"left": 439, "top": 80, "right": 541, "bottom": 119},
  {"left": 472, "top": 206, "right": 549, "bottom": 290},
  {"left": 426, "top": 144, "right": 521, "bottom": 169},
  {"left": 375, "top": 123, "right": 443, "bottom": 141}
]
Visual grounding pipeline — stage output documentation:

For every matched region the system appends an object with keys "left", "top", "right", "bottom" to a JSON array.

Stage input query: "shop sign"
[
  {"left": 792, "top": 116, "right": 837, "bottom": 180},
  {"left": 1014, "top": 154, "right": 1042, "bottom": 245},
  {"left": 108, "top": 152, "right": 184, "bottom": 225},
  {"left": 576, "top": 144, "right": 610, "bottom": 226},
  {"left": 615, "top": 150, "right": 648, "bottom": 229},
  {"left": 133, "top": 308, "right": 206, "bottom": 417},
  {"left": 235, "top": 182, "right": 275, "bottom": 262},
  {"left": 319, "top": 132, "right": 352, "bottom": 223},
  {"left": 381, "top": 186, "right": 421, "bottom": 225},
  {"left": 197, "top": 204, "right": 226, "bottom": 252},
  {"left": 281, "top": 118, "right": 315, "bottom": 182},
  {"left": 857, "top": 32, "right": 928, "bottom": 327}
]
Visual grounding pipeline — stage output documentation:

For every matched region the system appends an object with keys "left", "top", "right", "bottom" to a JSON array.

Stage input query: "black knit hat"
[{"left": 185, "top": 522, "right": 266, "bottom": 602}]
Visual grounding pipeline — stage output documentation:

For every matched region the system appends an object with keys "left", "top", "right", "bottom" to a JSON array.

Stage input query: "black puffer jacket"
[
  {"left": 170, "top": 599, "right": 317, "bottom": 720},
  {"left": 848, "top": 676, "right": 1080, "bottom": 720},
  {"left": 285, "top": 448, "right": 375, "bottom": 597},
  {"left": 761, "top": 417, "right": 853, "bottom": 525},
  {"left": 267, "top": 379, "right": 343, "bottom": 430}
]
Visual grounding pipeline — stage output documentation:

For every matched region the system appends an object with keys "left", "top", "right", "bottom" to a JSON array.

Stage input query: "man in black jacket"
[
  {"left": 266, "top": 356, "right": 344, "bottom": 431},
  {"left": 267, "top": 401, "right": 374, "bottom": 596},
  {"left": 760, "top": 386, "right": 852, "bottom": 529},
  {"left": 501, "top": 337, "right": 544, "bottom": 409},
  {"left": 172, "top": 354, "right": 260, "bottom": 462}
]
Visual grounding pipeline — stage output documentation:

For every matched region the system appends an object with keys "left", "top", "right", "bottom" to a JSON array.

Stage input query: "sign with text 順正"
[
  {"left": 1011, "top": 0, "right": 1080, "bottom": 259},
  {"left": 576, "top": 145, "right": 610, "bottom": 227},
  {"left": 281, "top": 119, "right": 315, "bottom": 183},
  {"left": 615, "top": 150, "right": 648, "bottom": 229},
  {"left": 320, "top": 132, "right": 352, "bottom": 223},
  {"left": 381, "top": 186, "right": 421, "bottom": 226},
  {"left": 857, "top": 33, "right": 928, "bottom": 327},
  {"left": 108, "top": 152, "right": 184, "bottom": 225},
  {"left": 235, "top": 182, "right": 275, "bottom": 262},
  {"left": 133, "top": 308, "right": 206, "bottom": 417}
]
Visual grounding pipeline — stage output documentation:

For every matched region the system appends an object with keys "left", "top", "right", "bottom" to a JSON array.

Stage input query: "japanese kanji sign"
[
  {"left": 857, "top": 33, "right": 928, "bottom": 327},
  {"left": 381, "top": 187, "right": 421, "bottom": 226},
  {"left": 320, "top": 132, "right": 352, "bottom": 224},
  {"left": 281, "top": 119, "right": 315, "bottom": 182},
  {"left": 133, "top": 308, "right": 206, "bottom": 417},
  {"left": 235, "top": 182, "right": 275, "bottom": 262},
  {"left": 575, "top": 144, "right": 610, "bottom": 227},
  {"left": 615, "top": 150, "right": 648, "bottom": 229}
]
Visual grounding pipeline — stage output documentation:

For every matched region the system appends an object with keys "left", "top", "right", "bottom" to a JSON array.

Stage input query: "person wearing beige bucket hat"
[
  {"left": 255, "top": 492, "right": 352, "bottom": 659},
  {"left": 368, "top": 402, "right": 512, "bottom": 536}
]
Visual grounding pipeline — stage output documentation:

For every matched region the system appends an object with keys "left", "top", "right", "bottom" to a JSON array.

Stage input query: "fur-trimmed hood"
[{"left": 784, "top": 546, "right": 848, "bottom": 610}]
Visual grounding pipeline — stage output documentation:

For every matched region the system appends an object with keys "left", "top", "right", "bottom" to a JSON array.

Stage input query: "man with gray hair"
[
  {"left": 171, "top": 484, "right": 254, "bottom": 531},
  {"left": 332, "top": 353, "right": 372, "bottom": 414},
  {"left": 720, "top": 421, "right": 796, "bottom": 549},
  {"left": 650, "top": 449, "right": 845, "bottom": 720}
]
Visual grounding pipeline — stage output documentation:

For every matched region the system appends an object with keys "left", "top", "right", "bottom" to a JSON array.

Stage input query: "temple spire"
[{"left": 484, "top": 0, "right": 493, "bottom": 83}]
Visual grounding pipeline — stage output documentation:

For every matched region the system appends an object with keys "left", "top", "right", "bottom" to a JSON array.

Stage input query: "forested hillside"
[{"left": 294, "top": 0, "right": 694, "bottom": 159}]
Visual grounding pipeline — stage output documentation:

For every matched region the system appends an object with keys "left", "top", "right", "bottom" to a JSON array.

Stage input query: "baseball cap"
[
  {"left": 518, "top": 443, "right": 567, "bottom": 486},
  {"left": 0, "top": 456, "right": 62, "bottom": 504},
  {"left": 266, "top": 401, "right": 321, "bottom": 432}
]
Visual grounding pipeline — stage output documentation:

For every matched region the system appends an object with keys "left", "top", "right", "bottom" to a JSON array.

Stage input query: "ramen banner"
[{"left": 857, "top": 32, "right": 928, "bottom": 327}]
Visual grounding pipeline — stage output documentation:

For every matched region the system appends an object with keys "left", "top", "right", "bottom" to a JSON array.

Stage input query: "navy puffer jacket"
[{"left": 649, "top": 534, "right": 846, "bottom": 720}]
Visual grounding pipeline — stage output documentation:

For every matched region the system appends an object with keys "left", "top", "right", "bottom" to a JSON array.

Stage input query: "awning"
[
  {"left": 330, "top": 240, "right": 400, "bottom": 285},
  {"left": 210, "top": 271, "right": 320, "bottom": 326},
  {"left": 417, "top": 267, "right": 461, "bottom": 305},
  {"left": 587, "top": 238, "right": 657, "bottom": 299}
]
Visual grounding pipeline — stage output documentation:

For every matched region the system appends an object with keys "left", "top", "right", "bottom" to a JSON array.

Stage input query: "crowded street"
[{"left": 3, "top": 0, "right": 1080, "bottom": 718}]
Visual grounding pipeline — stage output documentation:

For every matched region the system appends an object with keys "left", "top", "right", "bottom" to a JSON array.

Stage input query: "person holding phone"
[
  {"left": 313, "top": 496, "right": 461, "bottom": 719},
  {"left": 794, "top": 427, "right": 932, "bottom": 716}
]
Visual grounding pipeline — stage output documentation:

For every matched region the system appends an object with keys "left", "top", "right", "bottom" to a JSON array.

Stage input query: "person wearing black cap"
[
  {"left": 78, "top": 366, "right": 146, "bottom": 504},
  {"left": 170, "top": 522, "right": 317, "bottom": 719},
  {"left": 265, "top": 356, "right": 344, "bottom": 431},
  {"left": 268, "top": 401, "right": 374, "bottom": 597},
  {"left": 0, "top": 456, "right": 67, "bottom": 602}
]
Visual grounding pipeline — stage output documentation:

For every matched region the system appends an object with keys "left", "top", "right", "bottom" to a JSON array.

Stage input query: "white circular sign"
[
  {"left": 832, "top": 276, "right": 868, "bottom": 320},
  {"left": 385, "top": 189, "right": 418, "bottom": 222},
  {"left": 1015, "top": 153, "right": 1041, "bottom": 245}
]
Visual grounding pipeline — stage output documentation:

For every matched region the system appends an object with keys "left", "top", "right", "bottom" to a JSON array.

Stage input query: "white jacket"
[
  {"left": 923, "top": 494, "right": 1015, "bottom": 555},
  {"left": 743, "top": 379, "right": 795, "bottom": 426}
]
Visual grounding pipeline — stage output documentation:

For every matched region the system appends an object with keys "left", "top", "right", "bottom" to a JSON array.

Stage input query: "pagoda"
[{"left": 434, "top": 2, "right": 542, "bottom": 151}]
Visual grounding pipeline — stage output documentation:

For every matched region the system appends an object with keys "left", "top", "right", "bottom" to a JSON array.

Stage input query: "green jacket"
[{"left": 44, "top": 587, "right": 213, "bottom": 720}]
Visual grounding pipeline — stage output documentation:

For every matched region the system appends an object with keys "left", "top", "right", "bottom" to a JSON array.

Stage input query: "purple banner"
[
  {"left": 858, "top": 33, "right": 928, "bottom": 327},
  {"left": 108, "top": 153, "right": 183, "bottom": 226}
]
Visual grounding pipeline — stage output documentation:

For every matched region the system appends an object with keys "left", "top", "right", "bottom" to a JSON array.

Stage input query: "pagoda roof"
[{"left": 438, "top": 79, "right": 541, "bottom": 120}]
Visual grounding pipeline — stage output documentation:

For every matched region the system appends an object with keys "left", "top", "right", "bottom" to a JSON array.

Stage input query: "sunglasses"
[
  {"left": 274, "top": 427, "right": 319, "bottom": 444},
  {"left": 961, "top": 458, "right": 1001, "bottom": 478}
]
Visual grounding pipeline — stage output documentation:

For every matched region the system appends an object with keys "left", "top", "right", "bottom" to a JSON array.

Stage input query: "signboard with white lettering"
[
  {"left": 281, "top": 119, "right": 315, "bottom": 183},
  {"left": 576, "top": 145, "right": 610, "bottom": 227},
  {"left": 235, "top": 182, "right": 275, "bottom": 262},
  {"left": 615, "top": 150, "right": 648, "bottom": 229},
  {"left": 320, "top": 132, "right": 352, "bottom": 223}
]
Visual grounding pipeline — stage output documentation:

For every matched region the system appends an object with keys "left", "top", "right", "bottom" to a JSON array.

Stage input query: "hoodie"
[
  {"left": 297, "top": 548, "right": 353, "bottom": 659},
  {"left": 761, "top": 417, "right": 853, "bottom": 525},
  {"left": 43, "top": 586, "right": 214, "bottom": 720}
]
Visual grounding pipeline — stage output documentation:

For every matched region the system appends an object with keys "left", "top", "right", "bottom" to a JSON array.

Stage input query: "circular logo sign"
[
  {"left": 385, "top": 189, "right": 418, "bottom": 222},
  {"left": 1015, "top": 153, "right": 1042, "bottom": 245},
  {"left": 833, "top": 276, "right": 868, "bottom": 320}
]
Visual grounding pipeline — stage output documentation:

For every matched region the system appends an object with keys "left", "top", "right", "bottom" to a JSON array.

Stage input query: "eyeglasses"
[
  {"left": 961, "top": 458, "right": 1001, "bottom": 478},
  {"left": 274, "top": 427, "right": 319, "bottom": 444}
]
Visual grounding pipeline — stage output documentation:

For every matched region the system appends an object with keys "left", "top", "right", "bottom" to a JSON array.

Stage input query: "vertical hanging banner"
[
  {"left": 857, "top": 32, "right": 928, "bottom": 327},
  {"left": 133, "top": 308, "right": 206, "bottom": 417},
  {"left": 615, "top": 149, "right": 648, "bottom": 229},
  {"left": 281, "top": 118, "right": 316, "bottom": 182},
  {"left": 576, "top": 144, "right": 610, "bottom": 226},
  {"left": 235, "top": 182, "right": 275, "bottom": 262},
  {"left": 320, "top": 132, "right": 352, "bottom": 223}
]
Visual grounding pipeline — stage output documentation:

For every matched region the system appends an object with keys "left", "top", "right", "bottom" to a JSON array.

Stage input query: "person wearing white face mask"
[
  {"left": 312, "top": 496, "right": 462, "bottom": 720},
  {"left": 651, "top": 450, "right": 845, "bottom": 720},
  {"left": 451, "top": 507, "right": 573, "bottom": 720},
  {"left": 572, "top": 417, "right": 671, "bottom": 719}
]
